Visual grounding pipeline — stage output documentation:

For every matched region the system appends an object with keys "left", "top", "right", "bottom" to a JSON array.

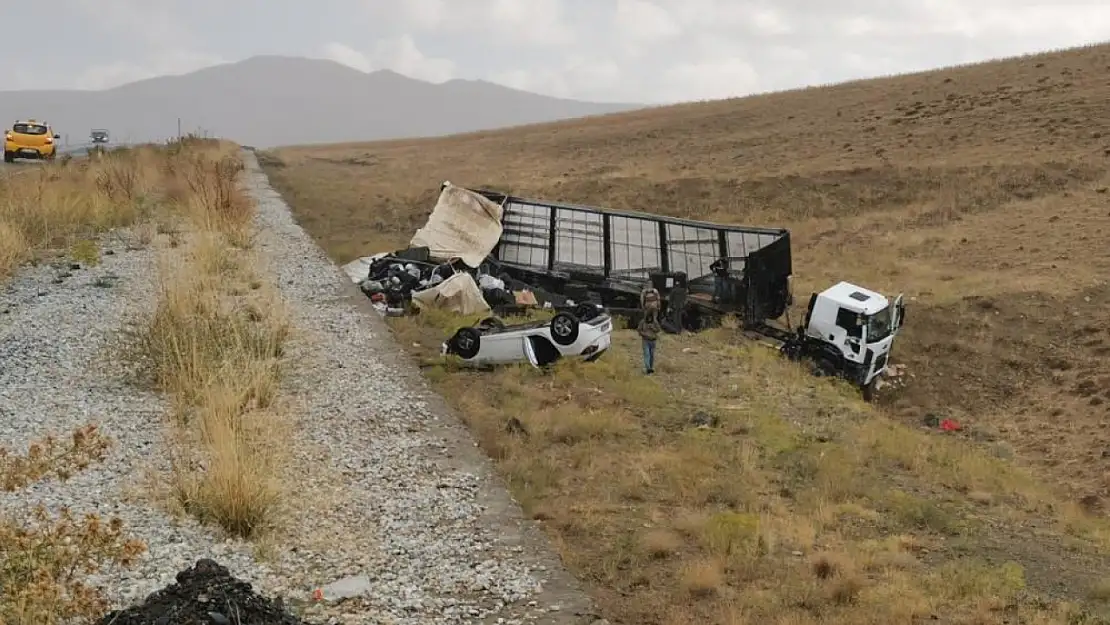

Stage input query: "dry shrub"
[
  {"left": 0, "top": 427, "right": 146, "bottom": 624},
  {"left": 171, "top": 151, "right": 252, "bottom": 246}
]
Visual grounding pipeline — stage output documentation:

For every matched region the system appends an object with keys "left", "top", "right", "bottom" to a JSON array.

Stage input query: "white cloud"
[
  {"left": 662, "top": 57, "right": 761, "bottom": 101},
  {"left": 75, "top": 50, "right": 224, "bottom": 90},
  {"left": 360, "top": 0, "right": 574, "bottom": 47},
  {"left": 322, "top": 42, "right": 372, "bottom": 73},
  {"left": 613, "top": 0, "right": 682, "bottom": 51},
  {"left": 491, "top": 57, "right": 624, "bottom": 100},
  {"left": 322, "top": 36, "right": 456, "bottom": 83}
]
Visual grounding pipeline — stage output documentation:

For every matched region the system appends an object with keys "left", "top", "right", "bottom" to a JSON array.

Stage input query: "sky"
[{"left": 4, "top": 0, "right": 1110, "bottom": 104}]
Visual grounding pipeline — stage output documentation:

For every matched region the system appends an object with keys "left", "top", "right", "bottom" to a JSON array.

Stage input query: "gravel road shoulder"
[{"left": 243, "top": 148, "right": 598, "bottom": 624}]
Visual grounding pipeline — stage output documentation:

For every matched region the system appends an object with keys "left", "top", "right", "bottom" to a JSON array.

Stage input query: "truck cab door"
[{"left": 891, "top": 293, "right": 905, "bottom": 334}]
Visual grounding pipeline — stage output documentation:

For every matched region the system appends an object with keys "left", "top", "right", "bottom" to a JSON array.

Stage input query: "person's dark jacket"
[
  {"left": 637, "top": 314, "right": 662, "bottom": 341},
  {"left": 710, "top": 258, "right": 729, "bottom": 277}
]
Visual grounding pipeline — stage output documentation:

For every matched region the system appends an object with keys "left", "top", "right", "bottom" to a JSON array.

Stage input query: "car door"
[{"left": 478, "top": 329, "right": 528, "bottom": 365}]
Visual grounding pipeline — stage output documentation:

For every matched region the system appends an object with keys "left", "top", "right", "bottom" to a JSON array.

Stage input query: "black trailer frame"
[{"left": 470, "top": 187, "right": 794, "bottom": 327}]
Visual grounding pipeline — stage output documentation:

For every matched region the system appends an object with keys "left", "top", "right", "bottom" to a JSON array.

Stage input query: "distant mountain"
[{"left": 0, "top": 55, "right": 643, "bottom": 148}]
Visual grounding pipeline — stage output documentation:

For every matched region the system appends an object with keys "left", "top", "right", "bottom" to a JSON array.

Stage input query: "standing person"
[
  {"left": 710, "top": 257, "right": 730, "bottom": 304},
  {"left": 637, "top": 309, "right": 662, "bottom": 374}
]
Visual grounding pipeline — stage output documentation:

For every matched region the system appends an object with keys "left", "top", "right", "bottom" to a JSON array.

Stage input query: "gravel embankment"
[{"left": 0, "top": 150, "right": 597, "bottom": 625}]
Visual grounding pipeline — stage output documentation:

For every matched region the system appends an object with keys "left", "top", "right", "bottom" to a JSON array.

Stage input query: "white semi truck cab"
[{"left": 781, "top": 281, "right": 905, "bottom": 400}]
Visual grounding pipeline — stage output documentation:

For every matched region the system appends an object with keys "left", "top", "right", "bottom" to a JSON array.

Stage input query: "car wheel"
[
  {"left": 3, "top": 152, "right": 12, "bottom": 163},
  {"left": 549, "top": 312, "right": 580, "bottom": 346},
  {"left": 449, "top": 327, "right": 481, "bottom": 359}
]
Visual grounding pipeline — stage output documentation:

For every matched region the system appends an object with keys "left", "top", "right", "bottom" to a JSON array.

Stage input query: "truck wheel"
[
  {"left": 549, "top": 312, "right": 580, "bottom": 346},
  {"left": 449, "top": 327, "right": 481, "bottom": 359},
  {"left": 861, "top": 378, "right": 877, "bottom": 402}
]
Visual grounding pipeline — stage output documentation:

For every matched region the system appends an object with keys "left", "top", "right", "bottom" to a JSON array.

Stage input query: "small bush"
[{"left": 0, "top": 427, "right": 146, "bottom": 624}]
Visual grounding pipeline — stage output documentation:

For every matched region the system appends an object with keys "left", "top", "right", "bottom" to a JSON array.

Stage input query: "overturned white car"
[{"left": 442, "top": 304, "right": 613, "bottom": 367}]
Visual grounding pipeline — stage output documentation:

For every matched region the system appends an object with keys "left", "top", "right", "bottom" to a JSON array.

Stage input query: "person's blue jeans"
[
  {"left": 713, "top": 276, "right": 727, "bottom": 303},
  {"left": 642, "top": 339, "right": 656, "bottom": 373}
]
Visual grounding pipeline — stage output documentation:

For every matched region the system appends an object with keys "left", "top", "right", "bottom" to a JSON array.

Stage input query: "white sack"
[{"left": 411, "top": 272, "right": 491, "bottom": 316}]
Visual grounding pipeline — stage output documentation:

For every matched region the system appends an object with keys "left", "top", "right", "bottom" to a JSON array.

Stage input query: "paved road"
[{"left": 0, "top": 142, "right": 131, "bottom": 171}]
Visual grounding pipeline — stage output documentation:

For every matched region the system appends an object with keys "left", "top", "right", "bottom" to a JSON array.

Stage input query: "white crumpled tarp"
[
  {"left": 341, "top": 253, "right": 388, "bottom": 284},
  {"left": 411, "top": 272, "right": 491, "bottom": 315},
  {"left": 409, "top": 182, "right": 503, "bottom": 268}
]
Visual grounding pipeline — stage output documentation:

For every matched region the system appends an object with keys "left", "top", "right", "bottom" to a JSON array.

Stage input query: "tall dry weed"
[{"left": 0, "top": 426, "right": 146, "bottom": 624}]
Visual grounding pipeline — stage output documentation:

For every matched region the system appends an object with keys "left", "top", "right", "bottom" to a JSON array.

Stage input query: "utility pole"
[{"left": 177, "top": 117, "right": 182, "bottom": 139}]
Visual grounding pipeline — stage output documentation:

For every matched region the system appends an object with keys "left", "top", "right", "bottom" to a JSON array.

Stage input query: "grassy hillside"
[{"left": 262, "top": 43, "right": 1110, "bottom": 624}]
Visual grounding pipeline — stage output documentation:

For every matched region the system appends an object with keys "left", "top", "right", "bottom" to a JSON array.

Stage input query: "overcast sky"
[{"left": 5, "top": 1, "right": 1110, "bottom": 103}]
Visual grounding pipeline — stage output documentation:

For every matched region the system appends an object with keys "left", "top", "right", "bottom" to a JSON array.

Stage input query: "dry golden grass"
[
  {"left": 264, "top": 43, "right": 1110, "bottom": 624},
  {"left": 125, "top": 146, "right": 292, "bottom": 540},
  {"left": 0, "top": 148, "right": 161, "bottom": 279}
]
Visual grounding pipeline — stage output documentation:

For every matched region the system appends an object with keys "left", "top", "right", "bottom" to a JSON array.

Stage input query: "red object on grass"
[{"left": 940, "top": 418, "right": 962, "bottom": 432}]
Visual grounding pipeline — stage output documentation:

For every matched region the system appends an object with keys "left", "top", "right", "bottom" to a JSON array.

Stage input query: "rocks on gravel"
[{"left": 97, "top": 559, "right": 306, "bottom": 625}]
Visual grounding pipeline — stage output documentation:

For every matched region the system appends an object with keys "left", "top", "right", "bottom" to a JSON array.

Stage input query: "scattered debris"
[
  {"left": 312, "top": 573, "right": 372, "bottom": 603},
  {"left": 97, "top": 559, "right": 306, "bottom": 625},
  {"left": 505, "top": 417, "right": 529, "bottom": 438},
  {"left": 690, "top": 410, "right": 720, "bottom": 429},
  {"left": 923, "top": 413, "right": 962, "bottom": 432}
]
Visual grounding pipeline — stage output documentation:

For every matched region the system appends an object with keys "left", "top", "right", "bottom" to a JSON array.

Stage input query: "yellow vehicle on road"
[{"left": 4, "top": 119, "right": 60, "bottom": 162}]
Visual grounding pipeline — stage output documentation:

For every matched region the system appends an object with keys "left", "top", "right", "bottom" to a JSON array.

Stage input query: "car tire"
[
  {"left": 3, "top": 151, "right": 12, "bottom": 163},
  {"left": 549, "top": 312, "right": 579, "bottom": 346},
  {"left": 449, "top": 327, "right": 481, "bottom": 359}
]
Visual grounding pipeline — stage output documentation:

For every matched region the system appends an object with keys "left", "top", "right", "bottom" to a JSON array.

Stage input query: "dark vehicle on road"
[{"left": 90, "top": 129, "right": 110, "bottom": 144}]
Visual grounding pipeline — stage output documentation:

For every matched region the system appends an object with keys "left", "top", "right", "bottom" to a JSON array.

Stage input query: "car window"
[{"left": 13, "top": 124, "right": 48, "bottom": 135}]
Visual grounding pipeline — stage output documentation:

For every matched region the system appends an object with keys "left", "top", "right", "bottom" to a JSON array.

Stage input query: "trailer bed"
[{"left": 471, "top": 187, "right": 795, "bottom": 324}]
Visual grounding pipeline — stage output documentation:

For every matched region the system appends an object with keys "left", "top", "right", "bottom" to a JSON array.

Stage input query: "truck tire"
[
  {"left": 861, "top": 378, "right": 877, "bottom": 402},
  {"left": 449, "top": 327, "right": 481, "bottom": 359},
  {"left": 549, "top": 312, "right": 579, "bottom": 346}
]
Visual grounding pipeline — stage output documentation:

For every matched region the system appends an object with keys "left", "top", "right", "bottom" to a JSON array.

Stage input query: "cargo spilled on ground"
[{"left": 263, "top": 43, "right": 1110, "bottom": 624}]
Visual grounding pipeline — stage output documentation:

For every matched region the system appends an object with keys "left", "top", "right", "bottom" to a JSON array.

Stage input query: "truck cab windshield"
[{"left": 865, "top": 305, "right": 893, "bottom": 343}]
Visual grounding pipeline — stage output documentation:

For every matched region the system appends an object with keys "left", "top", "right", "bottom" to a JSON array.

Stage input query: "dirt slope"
[{"left": 261, "top": 43, "right": 1110, "bottom": 624}]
